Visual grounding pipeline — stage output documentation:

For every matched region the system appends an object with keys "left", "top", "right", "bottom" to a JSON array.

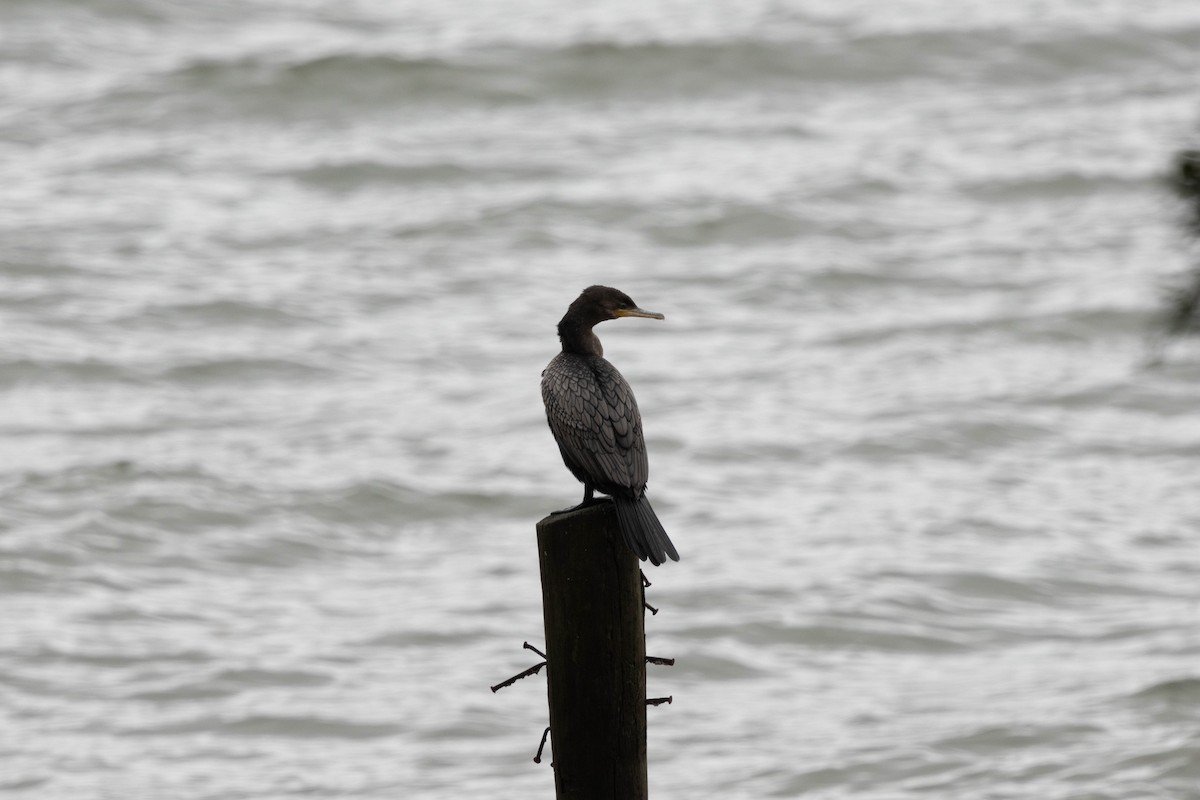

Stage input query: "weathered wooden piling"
[{"left": 537, "top": 502, "right": 648, "bottom": 800}]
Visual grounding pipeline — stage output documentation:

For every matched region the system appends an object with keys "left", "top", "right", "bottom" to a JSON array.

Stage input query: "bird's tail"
[{"left": 613, "top": 493, "right": 680, "bottom": 566}]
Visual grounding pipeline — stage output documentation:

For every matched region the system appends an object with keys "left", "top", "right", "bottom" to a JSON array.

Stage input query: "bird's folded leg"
[{"left": 550, "top": 486, "right": 609, "bottom": 515}]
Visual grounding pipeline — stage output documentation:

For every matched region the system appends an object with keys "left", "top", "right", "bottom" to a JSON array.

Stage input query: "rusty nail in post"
[
  {"left": 533, "top": 726, "right": 551, "bottom": 764},
  {"left": 490, "top": 661, "right": 546, "bottom": 693}
]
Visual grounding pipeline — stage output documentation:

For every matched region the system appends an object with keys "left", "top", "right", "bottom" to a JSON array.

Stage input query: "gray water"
[{"left": 4, "top": 1, "right": 1200, "bottom": 798}]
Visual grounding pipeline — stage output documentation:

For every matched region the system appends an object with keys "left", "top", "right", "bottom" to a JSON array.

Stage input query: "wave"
[
  {"left": 644, "top": 203, "right": 821, "bottom": 247},
  {"left": 125, "top": 298, "right": 317, "bottom": 328},
  {"left": 1129, "top": 676, "right": 1200, "bottom": 703},
  {"left": 677, "top": 619, "right": 969, "bottom": 653},
  {"left": 157, "top": 356, "right": 329, "bottom": 383},
  {"left": 118, "top": 713, "right": 401, "bottom": 739},
  {"left": 507, "top": 27, "right": 1200, "bottom": 95},
  {"left": 0, "top": 354, "right": 329, "bottom": 388},
  {"left": 145, "top": 25, "right": 1200, "bottom": 114},
  {"left": 0, "top": 357, "right": 138, "bottom": 387},
  {"left": 933, "top": 722, "right": 1102, "bottom": 754},
  {"left": 961, "top": 172, "right": 1160, "bottom": 202},
  {"left": 278, "top": 159, "right": 564, "bottom": 191},
  {"left": 125, "top": 667, "right": 333, "bottom": 703},
  {"left": 163, "top": 51, "right": 532, "bottom": 112}
]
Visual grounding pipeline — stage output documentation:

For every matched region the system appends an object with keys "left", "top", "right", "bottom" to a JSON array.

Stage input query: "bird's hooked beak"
[{"left": 614, "top": 307, "right": 665, "bottom": 320}]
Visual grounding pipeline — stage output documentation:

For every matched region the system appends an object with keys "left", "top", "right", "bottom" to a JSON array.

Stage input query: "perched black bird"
[{"left": 541, "top": 286, "right": 680, "bottom": 566}]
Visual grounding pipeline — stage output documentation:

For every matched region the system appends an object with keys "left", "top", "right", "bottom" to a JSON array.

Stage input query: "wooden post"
[{"left": 537, "top": 503, "right": 648, "bottom": 800}]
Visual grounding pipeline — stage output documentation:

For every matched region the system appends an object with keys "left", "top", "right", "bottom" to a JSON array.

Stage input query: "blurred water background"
[{"left": 4, "top": 1, "right": 1200, "bottom": 798}]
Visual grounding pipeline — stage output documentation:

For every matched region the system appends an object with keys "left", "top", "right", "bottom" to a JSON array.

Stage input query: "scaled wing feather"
[{"left": 542, "top": 354, "right": 649, "bottom": 495}]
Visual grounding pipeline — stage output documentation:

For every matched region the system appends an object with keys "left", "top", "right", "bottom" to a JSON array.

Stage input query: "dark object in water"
[
  {"left": 1172, "top": 149, "right": 1200, "bottom": 202},
  {"left": 1161, "top": 149, "right": 1200, "bottom": 340}
]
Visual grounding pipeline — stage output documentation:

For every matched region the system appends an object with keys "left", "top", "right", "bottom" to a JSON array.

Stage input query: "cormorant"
[{"left": 541, "top": 286, "right": 680, "bottom": 566}]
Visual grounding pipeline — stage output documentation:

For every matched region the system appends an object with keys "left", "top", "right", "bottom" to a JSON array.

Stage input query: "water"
[{"left": 3, "top": 1, "right": 1200, "bottom": 797}]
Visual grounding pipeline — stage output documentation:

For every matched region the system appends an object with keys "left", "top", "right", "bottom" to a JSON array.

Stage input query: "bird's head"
[{"left": 573, "top": 285, "right": 665, "bottom": 324}]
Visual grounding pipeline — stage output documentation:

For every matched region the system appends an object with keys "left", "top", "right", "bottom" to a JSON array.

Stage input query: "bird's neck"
[{"left": 557, "top": 317, "right": 604, "bottom": 357}]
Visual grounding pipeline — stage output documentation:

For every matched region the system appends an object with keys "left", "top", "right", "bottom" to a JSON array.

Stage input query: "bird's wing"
[
  {"left": 591, "top": 357, "right": 649, "bottom": 489},
  {"left": 542, "top": 355, "right": 648, "bottom": 493}
]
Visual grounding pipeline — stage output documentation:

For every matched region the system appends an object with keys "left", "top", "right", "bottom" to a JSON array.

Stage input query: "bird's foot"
[{"left": 549, "top": 496, "right": 610, "bottom": 516}]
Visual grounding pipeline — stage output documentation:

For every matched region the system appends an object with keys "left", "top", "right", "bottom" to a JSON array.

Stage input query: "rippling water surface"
[{"left": 4, "top": 1, "right": 1200, "bottom": 798}]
